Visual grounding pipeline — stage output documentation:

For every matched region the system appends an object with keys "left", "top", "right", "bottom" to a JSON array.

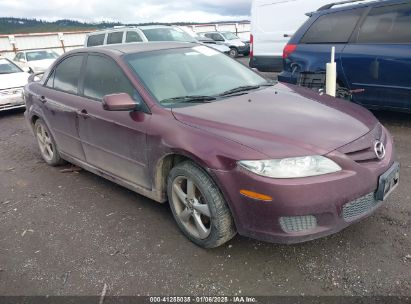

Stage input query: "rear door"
[
  {"left": 341, "top": 2, "right": 411, "bottom": 110},
  {"left": 40, "top": 54, "right": 86, "bottom": 161},
  {"left": 77, "top": 54, "right": 151, "bottom": 188}
]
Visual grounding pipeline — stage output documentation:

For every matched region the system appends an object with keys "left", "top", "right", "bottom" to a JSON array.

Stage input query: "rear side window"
[
  {"left": 357, "top": 3, "right": 411, "bottom": 43},
  {"left": 107, "top": 31, "right": 124, "bottom": 44},
  {"left": 126, "top": 31, "right": 143, "bottom": 43},
  {"left": 83, "top": 55, "right": 137, "bottom": 101},
  {"left": 50, "top": 55, "right": 84, "bottom": 94},
  {"left": 87, "top": 34, "right": 105, "bottom": 47},
  {"left": 301, "top": 9, "right": 364, "bottom": 44}
]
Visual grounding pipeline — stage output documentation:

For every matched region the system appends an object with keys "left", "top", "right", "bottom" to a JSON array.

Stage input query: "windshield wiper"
[
  {"left": 218, "top": 85, "right": 261, "bottom": 96},
  {"left": 160, "top": 95, "right": 217, "bottom": 104}
]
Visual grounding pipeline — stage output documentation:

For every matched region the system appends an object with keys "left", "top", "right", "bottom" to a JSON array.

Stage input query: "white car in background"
[
  {"left": 0, "top": 57, "right": 30, "bottom": 111},
  {"left": 13, "top": 50, "right": 59, "bottom": 73},
  {"left": 250, "top": 0, "right": 333, "bottom": 72}
]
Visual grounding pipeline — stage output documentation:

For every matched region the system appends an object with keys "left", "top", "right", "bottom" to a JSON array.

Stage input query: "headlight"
[{"left": 238, "top": 156, "right": 341, "bottom": 179}]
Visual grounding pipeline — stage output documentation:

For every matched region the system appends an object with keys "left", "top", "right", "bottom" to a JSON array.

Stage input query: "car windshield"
[
  {"left": 222, "top": 32, "right": 239, "bottom": 40},
  {"left": 26, "top": 51, "right": 59, "bottom": 62},
  {"left": 141, "top": 28, "right": 197, "bottom": 43},
  {"left": 126, "top": 46, "right": 269, "bottom": 107},
  {"left": 0, "top": 58, "right": 22, "bottom": 74}
]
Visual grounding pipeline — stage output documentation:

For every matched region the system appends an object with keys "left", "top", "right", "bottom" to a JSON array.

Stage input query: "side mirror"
[{"left": 102, "top": 93, "right": 139, "bottom": 111}]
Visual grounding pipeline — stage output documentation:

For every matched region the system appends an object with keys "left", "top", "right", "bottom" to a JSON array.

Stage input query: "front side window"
[
  {"left": 126, "top": 46, "right": 267, "bottom": 107},
  {"left": 0, "top": 58, "right": 22, "bottom": 74},
  {"left": 126, "top": 31, "right": 143, "bottom": 43},
  {"left": 301, "top": 9, "right": 364, "bottom": 43},
  {"left": 107, "top": 31, "right": 124, "bottom": 44},
  {"left": 51, "top": 55, "right": 84, "bottom": 94},
  {"left": 26, "top": 51, "right": 59, "bottom": 61},
  {"left": 142, "top": 28, "right": 196, "bottom": 42},
  {"left": 87, "top": 34, "right": 105, "bottom": 47},
  {"left": 83, "top": 55, "right": 137, "bottom": 101},
  {"left": 357, "top": 3, "right": 411, "bottom": 43}
]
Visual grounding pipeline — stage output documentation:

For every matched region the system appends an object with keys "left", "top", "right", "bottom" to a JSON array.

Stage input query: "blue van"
[{"left": 278, "top": 0, "right": 411, "bottom": 111}]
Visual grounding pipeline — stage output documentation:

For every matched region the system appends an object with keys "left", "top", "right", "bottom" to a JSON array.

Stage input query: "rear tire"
[
  {"left": 167, "top": 161, "right": 236, "bottom": 248},
  {"left": 34, "top": 119, "right": 65, "bottom": 166}
]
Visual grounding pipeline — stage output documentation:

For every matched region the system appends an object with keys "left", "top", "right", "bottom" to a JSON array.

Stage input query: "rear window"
[
  {"left": 126, "top": 31, "right": 143, "bottom": 43},
  {"left": 87, "top": 34, "right": 105, "bottom": 47},
  {"left": 107, "top": 31, "right": 124, "bottom": 44},
  {"left": 301, "top": 9, "right": 364, "bottom": 44},
  {"left": 357, "top": 3, "right": 411, "bottom": 44},
  {"left": 142, "top": 28, "right": 196, "bottom": 42}
]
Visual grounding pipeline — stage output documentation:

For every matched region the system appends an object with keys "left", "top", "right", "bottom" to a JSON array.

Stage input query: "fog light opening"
[{"left": 279, "top": 215, "right": 317, "bottom": 233}]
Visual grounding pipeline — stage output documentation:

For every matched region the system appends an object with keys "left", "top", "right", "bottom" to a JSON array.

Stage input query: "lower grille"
[
  {"left": 279, "top": 215, "right": 317, "bottom": 233},
  {"left": 342, "top": 193, "right": 380, "bottom": 222}
]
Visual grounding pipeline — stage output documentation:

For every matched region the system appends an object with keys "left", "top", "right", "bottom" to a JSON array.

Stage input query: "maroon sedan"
[{"left": 24, "top": 43, "right": 400, "bottom": 248}]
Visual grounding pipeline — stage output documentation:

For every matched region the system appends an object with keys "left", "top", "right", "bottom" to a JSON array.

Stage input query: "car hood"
[
  {"left": 28, "top": 59, "right": 55, "bottom": 70},
  {"left": 171, "top": 83, "right": 378, "bottom": 158},
  {"left": 0, "top": 72, "right": 30, "bottom": 90}
]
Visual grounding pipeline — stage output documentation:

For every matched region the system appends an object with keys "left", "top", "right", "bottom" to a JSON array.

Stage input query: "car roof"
[
  {"left": 68, "top": 41, "right": 201, "bottom": 56},
  {"left": 310, "top": 0, "right": 405, "bottom": 15},
  {"left": 87, "top": 25, "right": 175, "bottom": 35}
]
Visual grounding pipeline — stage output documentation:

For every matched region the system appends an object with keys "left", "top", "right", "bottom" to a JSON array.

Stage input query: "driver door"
[{"left": 76, "top": 54, "right": 151, "bottom": 189}]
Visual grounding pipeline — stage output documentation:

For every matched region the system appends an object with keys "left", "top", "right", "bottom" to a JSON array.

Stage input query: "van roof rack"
[{"left": 317, "top": 0, "right": 367, "bottom": 11}]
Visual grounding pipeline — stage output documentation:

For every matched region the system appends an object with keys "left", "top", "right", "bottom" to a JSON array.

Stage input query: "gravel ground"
[{"left": 0, "top": 59, "right": 410, "bottom": 297}]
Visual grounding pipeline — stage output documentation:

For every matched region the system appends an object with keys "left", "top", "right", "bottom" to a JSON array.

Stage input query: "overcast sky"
[{"left": 0, "top": 0, "right": 252, "bottom": 23}]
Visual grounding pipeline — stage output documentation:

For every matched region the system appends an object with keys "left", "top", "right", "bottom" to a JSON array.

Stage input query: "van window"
[
  {"left": 87, "top": 34, "right": 105, "bottom": 47},
  {"left": 107, "top": 31, "right": 124, "bottom": 44},
  {"left": 357, "top": 3, "right": 411, "bottom": 44},
  {"left": 126, "top": 31, "right": 143, "bottom": 43},
  {"left": 83, "top": 55, "right": 137, "bottom": 101},
  {"left": 52, "top": 55, "right": 84, "bottom": 94},
  {"left": 301, "top": 9, "right": 364, "bottom": 44},
  {"left": 141, "top": 28, "right": 196, "bottom": 42}
]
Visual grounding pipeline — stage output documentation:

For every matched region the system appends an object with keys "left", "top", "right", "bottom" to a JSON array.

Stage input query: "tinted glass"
[
  {"left": 302, "top": 9, "right": 364, "bottom": 43},
  {"left": 87, "top": 34, "right": 105, "bottom": 47},
  {"left": 357, "top": 3, "right": 411, "bottom": 43},
  {"left": 0, "top": 58, "right": 22, "bottom": 74},
  {"left": 53, "top": 55, "right": 84, "bottom": 94},
  {"left": 107, "top": 31, "right": 124, "bottom": 44},
  {"left": 126, "top": 31, "right": 143, "bottom": 42},
  {"left": 126, "top": 46, "right": 267, "bottom": 107},
  {"left": 142, "top": 28, "right": 196, "bottom": 42},
  {"left": 83, "top": 55, "right": 137, "bottom": 100}
]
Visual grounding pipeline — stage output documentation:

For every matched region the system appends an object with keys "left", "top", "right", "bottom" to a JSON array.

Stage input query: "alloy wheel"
[
  {"left": 171, "top": 176, "right": 212, "bottom": 240},
  {"left": 36, "top": 123, "right": 54, "bottom": 162}
]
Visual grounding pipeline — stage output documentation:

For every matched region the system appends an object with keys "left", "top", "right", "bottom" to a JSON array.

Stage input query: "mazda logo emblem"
[{"left": 374, "top": 141, "right": 386, "bottom": 160}]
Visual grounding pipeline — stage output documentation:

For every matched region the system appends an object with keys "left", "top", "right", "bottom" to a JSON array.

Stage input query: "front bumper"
[
  {"left": 211, "top": 136, "right": 397, "bottom": 244},
  {"left": 0, "top": 88, "right": 25, "bottom": 112},
  {"left": 237, "top": 44, "right": 250, "bottom": 55}
]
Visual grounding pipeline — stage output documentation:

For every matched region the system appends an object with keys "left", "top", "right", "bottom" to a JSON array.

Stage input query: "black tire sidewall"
[
  {"left": 167, "top": 161, "right": 236, "bottom": 248},
  {"left": 229, "top": 47, "right": 239, "bottom": 58}
]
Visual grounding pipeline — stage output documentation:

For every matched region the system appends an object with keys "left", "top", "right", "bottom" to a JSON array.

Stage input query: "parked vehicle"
[
  {"left": 199, "top": 31, "right": 250, "bottom": 57},
  {"left": 193, "top": 33, "right": 231, "bottom": 54},
  {"left": 278, "top": 0, "right": 411, "bottom": 111},
  {"left": 0, "top": 57, "right": 30, "bottom": 111},
  {"left": 13, "top": 50, "right": 59, "bottom": 73},
  {"left": 85, "top": 25, "right": 197, "bottom": 47},
  {"left": 250, "top": 0, "right": 334, "bottom": 72},
  {"left": 24, "top": 42, "right": 399, "bottom": 248}
]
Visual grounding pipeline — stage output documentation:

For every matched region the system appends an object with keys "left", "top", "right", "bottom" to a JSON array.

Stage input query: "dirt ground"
[{"left": 0, "top": 63, "right": 410, "bottom": 297}]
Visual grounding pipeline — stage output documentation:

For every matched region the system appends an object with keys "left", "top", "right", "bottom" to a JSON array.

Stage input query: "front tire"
[
  {"left": 167, "top": 161, "right": 236, "bottom": 248},
  {"left": 229, "top": 47, "right": 239, "bottom": 58},
  {"left": 34, "top": 119, "right": 65, "bottom": 166}
]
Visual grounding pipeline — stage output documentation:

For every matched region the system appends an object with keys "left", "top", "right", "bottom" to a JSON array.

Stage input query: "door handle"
[
  {"left": 38, "top": 96, "right": 47, "bottom": 104},
  {"left": 76, "top": 109, "right": 90, "bottom": 119}
]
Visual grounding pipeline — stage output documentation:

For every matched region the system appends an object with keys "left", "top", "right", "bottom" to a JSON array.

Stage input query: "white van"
[{"left": 250, "top": 0, "right": 333, "bottom": 72}]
